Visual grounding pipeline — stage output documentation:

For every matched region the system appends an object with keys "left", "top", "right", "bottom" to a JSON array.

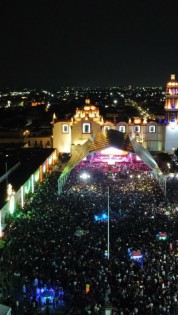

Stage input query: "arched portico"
[{"left": 58, "top": 129, "right": 161, "bottom": 194}]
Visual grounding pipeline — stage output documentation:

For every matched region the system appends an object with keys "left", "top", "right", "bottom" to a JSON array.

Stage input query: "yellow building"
[
  {"left": 53, "top": 98, "right": 165, "bottom": 154},
  {"left": 53, "top": 99, "right": 113, "bottom": 154}
]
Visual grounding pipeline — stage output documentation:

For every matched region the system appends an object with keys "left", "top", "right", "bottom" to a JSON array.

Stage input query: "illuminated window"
[
  {"left": 83, "top": 123, "right": 91, "bottom": 133},
  {"left": 62, "top": 124, "right": 69, "bottom": 133},
  {"left": 104, "top": 125, "right": 110, "bottom": 131},
  {"left": 118, "top": 125, "right": 126, "bottom": 133},
  {"left": 134, "top": 126, "right": 140, "bottom": 133},
  {"left": 149, "top": 125, "right": 156, "bottom": 133},
  {"left": 35, "top": 172, "right": 39, "bottom": 182},
  {"left": 49, "top": 156, "right": 52, "bottom": 165},
  {"left": 9, "top": 195, "right": 15, "bottom": 214},
  {"left": 171, "top": 100, "right": 176, "bottom": 109},
  {"left": 170, "top": 112, "right": 176, "bottom": 122},
  {"left": 25, "top": 181, "right": 31, "bottom": 194}
]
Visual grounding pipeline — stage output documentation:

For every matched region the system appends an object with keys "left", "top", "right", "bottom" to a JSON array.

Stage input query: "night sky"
[{"left": 0, "top": 0, "right": 178, "bottom": 89}]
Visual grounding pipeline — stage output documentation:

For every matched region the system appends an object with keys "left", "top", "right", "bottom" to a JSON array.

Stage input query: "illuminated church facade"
[
  {"left": 164, "top": 74, "right": 178, "bottom": 153},
  {"left": 53, "top": 74, "right": 178, "bottom": 155}
]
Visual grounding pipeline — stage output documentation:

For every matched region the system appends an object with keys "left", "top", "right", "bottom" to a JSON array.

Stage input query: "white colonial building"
[{"left": 53, "top": 75, "right": 178, "bottom": 155}]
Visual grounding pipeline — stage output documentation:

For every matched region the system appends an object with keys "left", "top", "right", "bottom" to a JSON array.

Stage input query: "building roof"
[
  {"left": 0, "top": 148, "right": 55, "bottom": 209},
  {"left": 0, "top": 303, "right": 11, "bottom": 315}
]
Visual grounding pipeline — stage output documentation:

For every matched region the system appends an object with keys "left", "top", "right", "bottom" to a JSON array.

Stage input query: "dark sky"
[{"left": 0, "top": 0, "right": 178, "bottom": 89}]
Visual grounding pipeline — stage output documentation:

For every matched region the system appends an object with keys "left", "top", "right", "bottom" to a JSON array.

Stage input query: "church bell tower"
[
  {"left": 165, "top": 74, "right": 178, "bottom": 125},
  {"left": 165, "top": 74, "right": 178, "bottom": 153}
]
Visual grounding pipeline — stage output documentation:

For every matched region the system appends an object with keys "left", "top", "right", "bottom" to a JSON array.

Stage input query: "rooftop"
[{"left": 0, "top": 148, "right": 55, "bottom": 209}]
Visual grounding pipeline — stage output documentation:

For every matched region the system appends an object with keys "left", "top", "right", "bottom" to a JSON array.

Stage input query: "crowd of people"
[{"left": 0, "top": 159, "right": 178, "bottom": 314}]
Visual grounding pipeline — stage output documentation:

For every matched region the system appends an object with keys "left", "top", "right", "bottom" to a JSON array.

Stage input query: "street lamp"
[
  {"left": 104, "top": 187, "right": 112, "bottom": 315},
  {"left": 5, "top": 154, "right": 8, "bottom": 186},
  {"left": 107, "top": 186, "right": 110, "bottom": 260},
  {"left": 163, "top": 175, "right": 168, "bottom": 197},
  {"left": 163, "top": 173, "right": 174, "bottom": 197}
]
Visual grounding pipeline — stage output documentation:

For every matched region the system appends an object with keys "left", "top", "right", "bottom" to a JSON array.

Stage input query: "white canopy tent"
[{"left": 0, "top": 304, "right": 12, "bottom": 315}]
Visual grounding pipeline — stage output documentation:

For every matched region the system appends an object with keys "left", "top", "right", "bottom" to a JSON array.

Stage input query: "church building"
[{"left": 53, "top": 75, "right": 178, "bottom": 155}]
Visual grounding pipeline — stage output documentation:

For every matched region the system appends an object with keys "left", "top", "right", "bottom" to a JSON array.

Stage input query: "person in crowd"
[{"left": 0, "top": 160, "right": 178, "bottom": 315}]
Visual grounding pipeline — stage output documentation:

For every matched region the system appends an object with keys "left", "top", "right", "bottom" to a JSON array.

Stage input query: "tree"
[
  {"left": 155, "top": 152, "right": 172, "bottom": 174},
  {"left": 174, "top": 148, "right": 178, "bottom": 158}
]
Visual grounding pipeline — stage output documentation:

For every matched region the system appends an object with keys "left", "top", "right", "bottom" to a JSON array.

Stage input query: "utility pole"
[
  {"left": 107, "top": 186, "right": 110, "bottom": 260},
  {"left": 5, "top": 155, "right": 8, "bottom": 186}
]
